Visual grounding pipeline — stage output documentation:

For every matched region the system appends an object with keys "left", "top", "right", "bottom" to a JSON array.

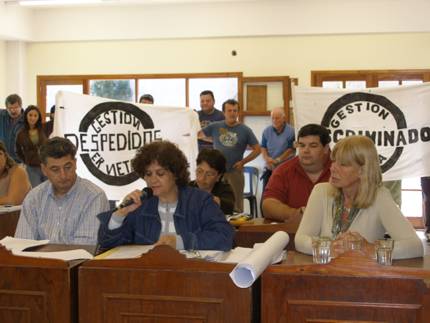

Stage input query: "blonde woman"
[
  {"left": 0, "top": 141, "right": 31, "bottom": 205},
  {"left": 295, "top": 135, "right": 423, "bottom": 260}
]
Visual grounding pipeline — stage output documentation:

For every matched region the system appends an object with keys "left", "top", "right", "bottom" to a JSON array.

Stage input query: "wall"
[
  {"left": 0, "top": 41, "right": 6, "bottom": 103},
  {"left": 29, "top": 0, "right": 430, "bottom": 42},
  {"left": 26, "top": 32, "right": 430, "bottom": 104}
]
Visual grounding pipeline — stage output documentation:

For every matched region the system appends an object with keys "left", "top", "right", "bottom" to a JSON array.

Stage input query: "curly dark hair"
[
  {"left": 132, "top": 141, "right": 190, "bottom": 186},
  {"left": 196, "top": 148, "right": 226, "bottom": 175}
]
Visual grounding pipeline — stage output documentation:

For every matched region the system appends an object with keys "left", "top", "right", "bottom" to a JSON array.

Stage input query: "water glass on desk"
[
  {"left": 375, "top": 239, "right": 394, "bottom": 266},
  {"left": 312, "top": 236, "right": 332, "bottom": 264},
  {"left": 346, "top": 235, "right": 363, "bottom": 251}
]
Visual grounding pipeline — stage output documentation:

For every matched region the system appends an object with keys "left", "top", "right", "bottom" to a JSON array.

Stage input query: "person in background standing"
[
  {"left": 421, "top": 176, "right": 430, "bottom": 241},
  {"left": 200, "top": 99, "right": 261, "bottom": 213},
  {"left": 0, "top": 94, "right": 24, "bottom": 162},
  {"left": 260, "top": 107, "right": 295, "bottom": 191},
  {"left": 44, "top": 105, "right": 55, "bottom": 138},
  {"left": 197, "top": 90, "right": 225, "bottom": 151},
  {"left": 16, "top": 105, "right": 48, "bottom": 188},
  {"left": 139, "top": 94, "right": 154, "bottom": 104}
]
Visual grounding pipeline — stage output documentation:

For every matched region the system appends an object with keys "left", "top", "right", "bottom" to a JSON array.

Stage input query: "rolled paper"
[{"left": 229, "top": 231, "right": 289, "bottom": 288}]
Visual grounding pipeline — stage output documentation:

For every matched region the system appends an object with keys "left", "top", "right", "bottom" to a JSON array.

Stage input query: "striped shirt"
[{"left": 15, "top": 176, "right": 109, "bottom": 245}]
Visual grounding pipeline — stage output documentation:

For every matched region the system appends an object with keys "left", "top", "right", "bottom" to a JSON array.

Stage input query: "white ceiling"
[
  {"left": 3, "top": 0, "right": 257, "bottom": 8},
  {"left": 2, "top": 0, "right": 430, "bottom": 42}
]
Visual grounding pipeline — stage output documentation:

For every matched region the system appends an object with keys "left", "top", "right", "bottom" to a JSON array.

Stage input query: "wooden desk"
[
  {"left": 234, "top": 217, "right": 299, "bottom": 250},
  {"left": 0, "top": 210, "right": 20, "bottom": 239},
  {"left": 262, "top": 251, "right": 430, "bottom": 323},
  {"left": 0, "top": 245, "right": 84, "bottom": 323},
  {"left": 79, "top": 246, "right": 256, "bottom": 323}
]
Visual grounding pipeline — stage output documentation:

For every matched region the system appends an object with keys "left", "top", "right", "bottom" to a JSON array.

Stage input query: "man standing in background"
[
  {"left": 197, "top": 90, "right": 225, "bottom": 151},
  {"left": 0, "top": 94, "right": 24, "bottom": 162},
  {"left": 200, "top": 99, "right": 261, "bottom": 212},
  {"left": 260, "top": 107, "right": 295, "bottom": 191},
  {"left": 422, "top": 177, "right": 430, "bottom": 241}
]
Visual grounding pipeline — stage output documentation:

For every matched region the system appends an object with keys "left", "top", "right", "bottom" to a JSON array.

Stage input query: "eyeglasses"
[{"left": 196, "top": 168, "right": 218, "bottom": 178}]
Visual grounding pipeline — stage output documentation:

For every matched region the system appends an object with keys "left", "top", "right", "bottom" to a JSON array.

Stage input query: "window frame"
[{"left": 37, "top": 72, "right": 243, "bottom": 122}]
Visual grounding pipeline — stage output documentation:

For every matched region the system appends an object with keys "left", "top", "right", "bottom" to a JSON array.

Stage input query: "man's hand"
[
  {"left": 233, "top": 160, "right": 244, "bottom": 170},
  {"left": 265, "top": 157, "right": 277, "bottom": 170}
]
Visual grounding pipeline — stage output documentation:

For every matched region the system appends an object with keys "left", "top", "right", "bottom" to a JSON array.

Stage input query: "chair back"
[{"left": 243, "top": 166, "right": 259, "bottom": 196}]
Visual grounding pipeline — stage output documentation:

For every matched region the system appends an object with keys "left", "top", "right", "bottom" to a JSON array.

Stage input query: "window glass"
[
  {"left": 138, "top": 78, "right": 186, "bottom": 107},
  {"left": 345, "top": 80, "right": 366, "bottom": 89},
  {"left": 322, "top": 81, "right": 343, "bottom": 89},
  {"left": 402, "top": 80, "right": 423, "bottom": 85},
  {"left": 189, "top": 77, "right": 238, "bottom": 111},
  {"left": 378, "top": 80, "right": 400, "bottom": 88},
  {"left": 46, "top": 84, "right": 83, "bottom": 121},
  {"left": 89, "top": 79, "right": 135, "bottom": 102}
]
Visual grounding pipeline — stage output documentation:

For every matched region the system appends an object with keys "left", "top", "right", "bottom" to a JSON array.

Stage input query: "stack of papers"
[{"left": 0, "top": 236, "right": 93, "bottom": 261}]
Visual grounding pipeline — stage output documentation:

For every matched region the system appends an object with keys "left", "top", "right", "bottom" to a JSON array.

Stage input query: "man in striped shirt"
[{"left": 15, "top": 137, "right": 109, "bottom": 245}]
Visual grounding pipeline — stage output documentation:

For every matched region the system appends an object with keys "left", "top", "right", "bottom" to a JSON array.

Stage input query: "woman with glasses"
[
  {"left": 190, "top": 148, "right": 235, "bottom": 215},
  {"left": 97, "top": 141, "right": 234, "bottom": 252}
]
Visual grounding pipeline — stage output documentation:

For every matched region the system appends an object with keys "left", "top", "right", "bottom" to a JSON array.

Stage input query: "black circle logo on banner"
[
  {"left": 78, "top": 101, "right": 155, "bottom": 185},
  {"left": 321, "top": 92, "right": 407, "bottom": 173}
]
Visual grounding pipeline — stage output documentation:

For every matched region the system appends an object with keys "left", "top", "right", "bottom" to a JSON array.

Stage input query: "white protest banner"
[
  {"left": 293, "top": 83, "right": 430, "bottom": 180},
  {"left": 53, "top": 91, "right": 200, "bottom": 200}
]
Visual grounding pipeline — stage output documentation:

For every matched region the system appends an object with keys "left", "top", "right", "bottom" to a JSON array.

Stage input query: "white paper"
[
  {"left": 229, "top": 231, "right": 289, "bottom": 288},
  {"left": 180, "top": 250, "right": 224, "bottom": 261},
  {"left": 0, "top": 205, "right": 22, "bottom": 213},
  {"left": 0, "top": 236, "right": 50, "bottom": 252},
  {"left": 0, "top": 236, "right": 93, "bottom": 261},
  {"left": 13, "top": 249, "right": 93, "bottom": 261},
  {"left": 96, "top": 244, "right": 155, "bottom": 259}
]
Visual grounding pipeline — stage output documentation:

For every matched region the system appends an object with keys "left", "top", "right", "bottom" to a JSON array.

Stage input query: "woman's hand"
[
  {"left": 155, "top": 234, "right": 176, "bottom": 248},
  {"left": 213, "top": 196, "right": 221, "bottom": 205},
  {"left": 113, "top": 190, "right": 143, "bottom": 217},
  {"left": 332, "top": 231, "right": 375, "bottom": 258}
]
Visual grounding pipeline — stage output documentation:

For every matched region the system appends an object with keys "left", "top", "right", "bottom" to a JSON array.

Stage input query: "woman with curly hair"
[
  {"left": 97, "top": 140, "right": 234, "bottom": 251},
  {"left": 15, "top": 105, "right": 48, "bottom": 187}
]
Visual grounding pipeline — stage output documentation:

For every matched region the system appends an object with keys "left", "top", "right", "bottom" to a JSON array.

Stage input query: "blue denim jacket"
[{"left": 97, "top": 186, "right": 234, "bottom": 251}]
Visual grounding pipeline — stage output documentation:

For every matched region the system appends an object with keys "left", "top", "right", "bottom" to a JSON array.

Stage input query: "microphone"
[{"left": 114, "top": 187, "right": 153, "bottom": 211}]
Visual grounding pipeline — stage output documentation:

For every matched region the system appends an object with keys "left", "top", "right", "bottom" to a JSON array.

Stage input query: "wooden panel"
[
  {"left": 234, "top": 217, "right": 299, "bottom": 250},
  {"left": 262, "top": 251, "right": 430, "bottom": 323},
  {"left": 0, "top": 211, "right": 20, "bottom": 239},
  {"left": 0, "top": 246, "right": 83, "bottom": 323},
  {"left": 79, "top": 246, "right": 254, "bottom": 323},
  {"left": 246, "top": 85, "right": 267, "bottom": 112}
]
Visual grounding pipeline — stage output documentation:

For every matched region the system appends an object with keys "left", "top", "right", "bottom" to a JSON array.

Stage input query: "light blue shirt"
[
  {"left": 15, "top": 176, "right": 109, "bottom": 245},
  {"left": 202, "top": 121, "right": 259, "bottom": 171},
  {"left": 261, "top": 123, "right": 295, "bottom": 159}
]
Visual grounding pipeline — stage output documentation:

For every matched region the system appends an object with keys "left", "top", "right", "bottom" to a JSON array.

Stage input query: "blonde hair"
[{"left": 331, "top": 136, "right": 382, "bottom": 208}]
